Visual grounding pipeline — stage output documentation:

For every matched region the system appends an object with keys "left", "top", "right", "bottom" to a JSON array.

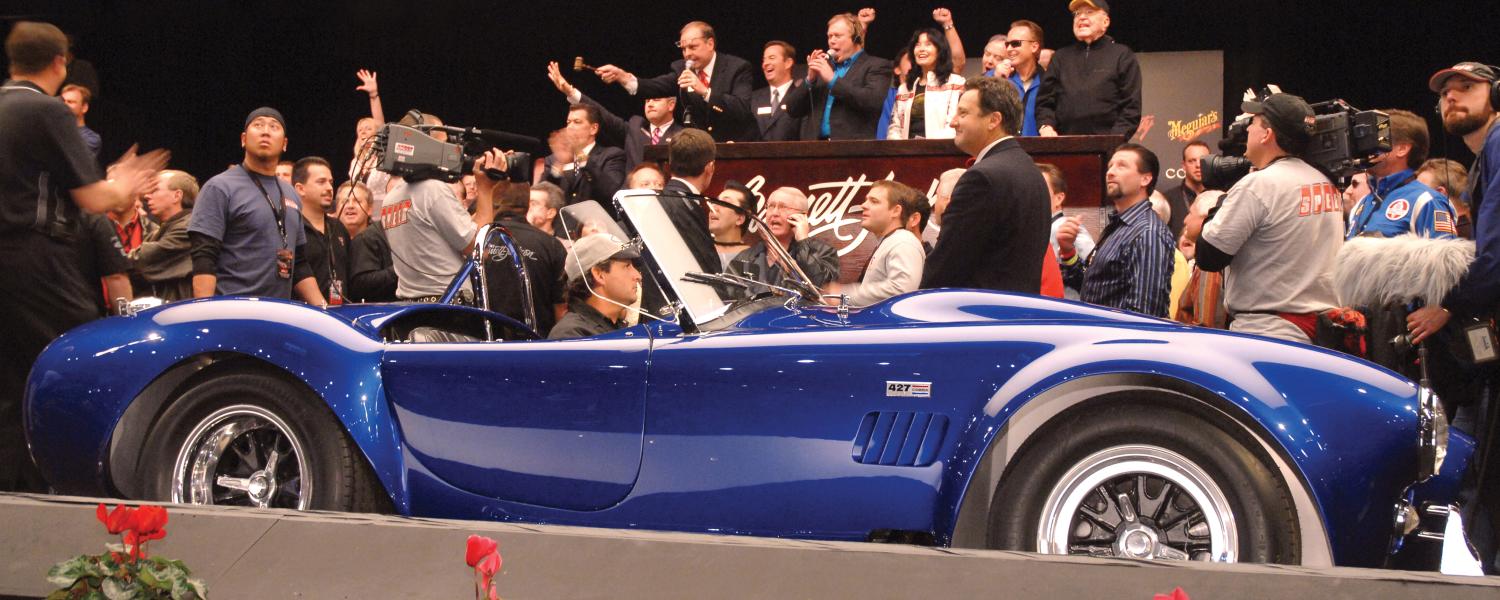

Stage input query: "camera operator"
[
  {"left": 1195, "top": 94, "right": 1344, "bottom": 344},
  {"left": 1345, "top": 109, "right": 1458, "bottom": 240},
  {"left": 381, "top": 144, "right": 502, "bottom": 302},
  {"left": 0, "top": 22, "right": 167, "bottom": 492}
]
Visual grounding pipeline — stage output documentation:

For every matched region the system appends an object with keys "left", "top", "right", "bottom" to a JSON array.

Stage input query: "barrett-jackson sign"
[{"left": 647, "top": 137, "right": 1121, "bottom": 283}]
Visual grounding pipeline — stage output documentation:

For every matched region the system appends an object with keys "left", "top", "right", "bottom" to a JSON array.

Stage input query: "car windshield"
[{"left": 614, "top": 190, "right": 821, "bottom": 325}]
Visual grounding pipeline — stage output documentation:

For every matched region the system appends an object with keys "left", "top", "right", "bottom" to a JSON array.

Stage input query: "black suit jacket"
[
  {"left": 579, "top": 92, "right": 683, "bottom": 173},
  {"left": 921, "top": 138, "right": 1050, "bottom": 293},
  {"left": 787, "top": 52, "right": 892, "bottom": 140},
  {"left": 659, "top": 178, "right": 720, "bottom": 275},
  {"left": 748, "top": 83, "right": 806, "bottom": 142},
  {"left": 541, "top": 145, "right": 627, "bottom": 210},
  {"left": 636, "top": 52, "right": 756, "bottom": 142}
]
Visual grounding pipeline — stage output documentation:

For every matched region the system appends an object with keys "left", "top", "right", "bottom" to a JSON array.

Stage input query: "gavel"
[{"left": 573, "top": 56, "right": 599, "bottom": 72}]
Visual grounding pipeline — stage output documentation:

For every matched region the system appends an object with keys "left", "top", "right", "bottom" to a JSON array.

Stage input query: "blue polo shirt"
[
  {"left": 1008, "top": 69, "right": 1043, "bottom": 136},
  {"left": 821, "top": 50, "right": 865, "bottom": 138},
  {"left": 188, "top": 166, "right": 306, "bottom": 298},
  {"left": 1345, "top": 169, "right": 1457, "bottom": 240}
]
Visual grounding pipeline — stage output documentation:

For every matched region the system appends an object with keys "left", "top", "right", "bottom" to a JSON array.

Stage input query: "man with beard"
[
  {"left": 190, "top": 108, "right": 325, "bottom": 304},
  {"left": 1163, "top": 141, "right": 1210, "bottom": 238},
  {"left": 1056, "top": 144, "right": 1175, "bottom": 316},
  {"left": 1406, "top": 62, "right": 1500, "bottom": 573},
  {"left": 292, "top": 157, "right": 351, "bottom": 304}
]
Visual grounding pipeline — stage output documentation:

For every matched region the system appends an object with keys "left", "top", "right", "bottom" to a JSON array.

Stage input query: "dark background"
[{"left": 5, "top": 1, "right": 1496, "bottom": 180}]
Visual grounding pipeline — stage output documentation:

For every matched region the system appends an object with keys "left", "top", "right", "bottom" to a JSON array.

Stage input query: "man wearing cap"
[
  {"left": 188, "top": 107, "right": 325, "bottom": 304},
  {"left": 1407, "top": 63, "right": 1500, "bottom": 573},
  {"left": 1194, "top": 93, "right": 1343, "bottom": 344},
  {"left": 550, "top": 233, "right": 642, "bottom": 339},
  {"left": 1035, "top": 0, "right": 1142, "bottom": 137}
]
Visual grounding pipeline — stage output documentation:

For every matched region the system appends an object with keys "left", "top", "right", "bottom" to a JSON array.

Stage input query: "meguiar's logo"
[{"left": 1168, "top": 111, "right": 1221, "bottom": 142}]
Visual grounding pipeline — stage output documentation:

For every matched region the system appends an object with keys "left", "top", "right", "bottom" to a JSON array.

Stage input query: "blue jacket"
[
  {"left": 1345, "top": 169, "right": 1457, "bottom": 240},
  {"left": 1443, "top": 123, "right": 1500, "bottom": 317},
  {"left": 1008, "top": 69, "right": 1043, "bottom": 137}
]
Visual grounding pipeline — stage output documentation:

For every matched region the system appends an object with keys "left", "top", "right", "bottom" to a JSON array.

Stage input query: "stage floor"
[{"left": 1, "top": 493, "right": 1496, "bottom": 598}]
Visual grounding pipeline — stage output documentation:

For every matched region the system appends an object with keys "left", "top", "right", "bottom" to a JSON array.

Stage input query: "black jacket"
[
  {"left": 578, "top": 92, "right": 682, "bottom": 173},
  {"left": 748, "top": 83, "right": 806, "bottom": 142},
  {"left": 548, "top": 297, "right": 626, "bottom": 340},
  {"left": 541, "top": 145, "right": 627, "bottom": 209},
  {"left": 349, "top": 224, "right": 397, "bottom": 302},
  {"left": 921, "top": 138, "right": 1050, "bottom": 293},
  {"left": 636, "top": 52, "right": 756, "bottom": 142},
  {"left": 486, "top": 217, "right": 567, "bottom": 337},
  {"left": 788, "top": 52, "right": 893, "bottom": 141},
  {"left": 1035, "top": 35, "right": 1142, "bottom": 136}
]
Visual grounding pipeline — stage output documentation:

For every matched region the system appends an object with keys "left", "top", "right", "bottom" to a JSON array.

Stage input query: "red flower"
[
  {"left": 476, "top": 550, "right": 502, "bottom": 578},
  {"left": 131, "top": 505, "right": 168, "bottom": 541},
  {"left": 1153, "top": 587, "right": 1191, "bottom": 600},
  {"left": 465, "top": 535, "right": 498, "bottom": 568},
  {"left": 95, "top": 503, "right": 135, "bottom": 535}
]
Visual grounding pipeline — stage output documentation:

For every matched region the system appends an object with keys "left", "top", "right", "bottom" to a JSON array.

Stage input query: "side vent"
[{"left": 852, "top": 411, "right": 948, "bottom": 466}]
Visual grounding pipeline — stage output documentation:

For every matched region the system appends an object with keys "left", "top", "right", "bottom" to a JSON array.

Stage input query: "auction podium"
[{"left": 645, "top": 136, "right": 1124, "bottom": 282}]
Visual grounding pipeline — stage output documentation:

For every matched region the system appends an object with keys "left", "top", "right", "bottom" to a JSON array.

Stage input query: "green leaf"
[
  {"left": 101, "top": 576, "right": 140, "bottom": 600},
  {"left": 47, "top": 556, "right": 90, "bottom": 587}
]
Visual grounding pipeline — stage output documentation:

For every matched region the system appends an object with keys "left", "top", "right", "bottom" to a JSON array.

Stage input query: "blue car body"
[{"left": 24, "top": 285, "right": 1469, "bottom": 569}]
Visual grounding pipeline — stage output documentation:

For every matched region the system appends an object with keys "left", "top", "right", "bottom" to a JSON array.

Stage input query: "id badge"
[
  {"left": 1465, "top": 321, "right": 1498, "bottom": 364},
  {"left": 276, "top": 248, "right": 293, "bottom": 280},
  {"left": 328, "top": 279, "right": 345, "bottom": 306}
]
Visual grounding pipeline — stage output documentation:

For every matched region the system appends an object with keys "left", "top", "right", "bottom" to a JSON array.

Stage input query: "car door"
[{"left": 381, "top": 324, "right": 652, "bottom": 511}]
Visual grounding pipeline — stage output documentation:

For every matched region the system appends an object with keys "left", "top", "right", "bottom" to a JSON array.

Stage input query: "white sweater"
[{"left": 886, "top": 72, "right": 965, "bottom": 140}]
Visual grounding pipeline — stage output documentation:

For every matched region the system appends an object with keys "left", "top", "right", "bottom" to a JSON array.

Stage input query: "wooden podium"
[{"left": 644, "top": 136, "right": 1125, "bottom": 282}]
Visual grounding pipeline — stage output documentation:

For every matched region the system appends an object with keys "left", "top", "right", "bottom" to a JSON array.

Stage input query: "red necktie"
[
  {"left": 697, "top": 70, "right": 710, "bottom": 88},
  {"left": 965, "top": 157, "right": 977, "bottom": 168}
]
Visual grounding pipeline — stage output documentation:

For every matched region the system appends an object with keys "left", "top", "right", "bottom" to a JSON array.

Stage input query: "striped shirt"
[{"left": 1060, "top": 199, "right": 1176, "bottom": 317}]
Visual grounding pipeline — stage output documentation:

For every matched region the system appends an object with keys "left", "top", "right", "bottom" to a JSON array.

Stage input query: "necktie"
[
  {"left": 770, "top": 88, "right": 780, "bottom": 111},
  {"left": 697, "top": 69, "right": 710, "bottom": 89},
  {"left": 650, "top": 126, "right": 662, "bottom": 145}
]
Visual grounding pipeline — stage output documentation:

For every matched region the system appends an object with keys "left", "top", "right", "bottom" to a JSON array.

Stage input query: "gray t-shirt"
[
  {"left": 188, "top": 166, "right": 306, "bottom": 298},
  {"left": 1201, "top": 157, "right": 1343, "bottom": 342},
  {"left": 382, "top": 178, "right": 476, "bottom": 299}
]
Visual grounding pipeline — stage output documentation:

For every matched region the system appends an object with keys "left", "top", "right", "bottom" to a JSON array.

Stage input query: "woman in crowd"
[
  {"left": 885, "top": 28, "right": 965, "bottom": 140},
  {"left": 710, "top": 180, "right": 757, "bottom": 268}
]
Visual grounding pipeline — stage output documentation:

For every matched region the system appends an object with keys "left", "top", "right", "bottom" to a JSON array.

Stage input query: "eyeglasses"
[
  {"left": 675, "top": 37, "right": 706, "bottom": 49},
  {"left": 1005, "top": 39, "right": 1037, "bottom": 48},
  {"left": 766, "top": 202, "right": 805, "bottom": 214}
]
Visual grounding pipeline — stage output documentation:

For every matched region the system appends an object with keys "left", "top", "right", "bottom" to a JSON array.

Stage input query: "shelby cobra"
[{"left": 23, "top": 191, "right": 1474, "bottom": 569}]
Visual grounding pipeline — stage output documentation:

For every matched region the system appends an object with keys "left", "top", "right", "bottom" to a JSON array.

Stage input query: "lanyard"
[{"left": 241, "top": 164, "right": 288, "bottom": 249}]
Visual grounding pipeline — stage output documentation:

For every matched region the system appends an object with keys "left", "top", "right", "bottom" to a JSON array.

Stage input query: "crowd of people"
[{"left": 4, "top": 1, "right": 1500, "bottom": 572}]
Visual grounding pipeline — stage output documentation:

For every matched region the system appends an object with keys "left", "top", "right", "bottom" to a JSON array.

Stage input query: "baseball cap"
[
  {"left": 1241, "top": 93, "right": 1314, "bottom": 144},
  {"left": 244, "top": 106, "right": 286, "bottom": 130},
  {"left": 565, "top": 233, "right": 641, "bottom": 282},
  {"left": 1069, "top": 0, "right": 1109, "bottom": 12},
  {"left": 1428, "top": 62, "right": 1498, "bottom": 93}
]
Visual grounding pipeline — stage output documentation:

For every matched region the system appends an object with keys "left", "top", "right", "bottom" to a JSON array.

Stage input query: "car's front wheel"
[
  {"left": 141, "top": 372, "right": 386, "bottom": 512},
  {"left": 988, "top": 401, "right": 1300, "bottom": 564}
]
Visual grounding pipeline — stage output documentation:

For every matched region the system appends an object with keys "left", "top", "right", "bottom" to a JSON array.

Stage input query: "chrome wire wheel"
[
  {"left": 171, "top": 404, "right": 311, "bottom": 510},
  {"left": 1037, "top": 444, "right": 1238, "bottom": 562}
]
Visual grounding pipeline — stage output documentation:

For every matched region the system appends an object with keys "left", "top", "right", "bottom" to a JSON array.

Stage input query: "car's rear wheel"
[
  {"left": 142, "top": 372, "right": 386, "bottom": 512},
  {"left": 988, "top": 401, "right": 1300, "bottom": 564}
]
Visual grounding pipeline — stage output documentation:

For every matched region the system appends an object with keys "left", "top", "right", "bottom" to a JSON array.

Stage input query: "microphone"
[{"left": 681, "top": 58, "right": 697, "bottom": 127}]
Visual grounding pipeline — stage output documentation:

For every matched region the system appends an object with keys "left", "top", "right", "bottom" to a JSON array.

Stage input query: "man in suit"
[
  {"left": 547, "top": 61, "right": 681, "bottom": 173},
  {"left": 540, "top": 104, "right": 627, "bottom": 212},
  {"left": 594, "top": 22, "right": 756, "bottom": 142},
  {"left": 922, "top": 77, "right": 1050, "bottom": 293},
  {"left": 790, "top": 13, "right": 893, "bottom": 140},
  {"left": 660, "top": 129, "right": 720, "bottom": 275},
  {"left": 749, "top": 40, "right": 805, "bottom": 142}
]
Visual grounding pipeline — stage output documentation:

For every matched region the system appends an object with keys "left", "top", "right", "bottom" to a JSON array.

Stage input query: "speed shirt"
[
  {"left": 1200, "top": 157, "right": 1344, "bottom": 342},
  {"left": 1345, "top": 169, "right": 1457, "bottom": 239},
  {"left": 382, "top": 178, "right": 476, "bottom": 299}
]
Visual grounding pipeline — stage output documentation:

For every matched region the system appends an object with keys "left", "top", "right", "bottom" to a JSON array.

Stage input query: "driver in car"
[{"left": 550, "top": 233, "right": 643, "bottom": 339}]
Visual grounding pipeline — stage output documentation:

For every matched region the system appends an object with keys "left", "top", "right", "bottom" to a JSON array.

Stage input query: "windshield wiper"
[{"left": 681, "top": 271, "right": 751, "bottom": 290}]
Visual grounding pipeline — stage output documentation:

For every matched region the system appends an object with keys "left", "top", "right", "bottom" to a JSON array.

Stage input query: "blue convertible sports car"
[{"left": 23, "top": 191, "right": 1473, "bottom": 569}]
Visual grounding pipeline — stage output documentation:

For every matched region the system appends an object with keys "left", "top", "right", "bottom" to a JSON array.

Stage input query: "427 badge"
[{"left": 885, "top": 381, "right": 932, "bottom": 398}]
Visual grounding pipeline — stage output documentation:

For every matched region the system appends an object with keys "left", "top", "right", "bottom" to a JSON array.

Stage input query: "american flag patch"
[{"left": 1434, "top": 210, "right": 1457, "bottom": 234}]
